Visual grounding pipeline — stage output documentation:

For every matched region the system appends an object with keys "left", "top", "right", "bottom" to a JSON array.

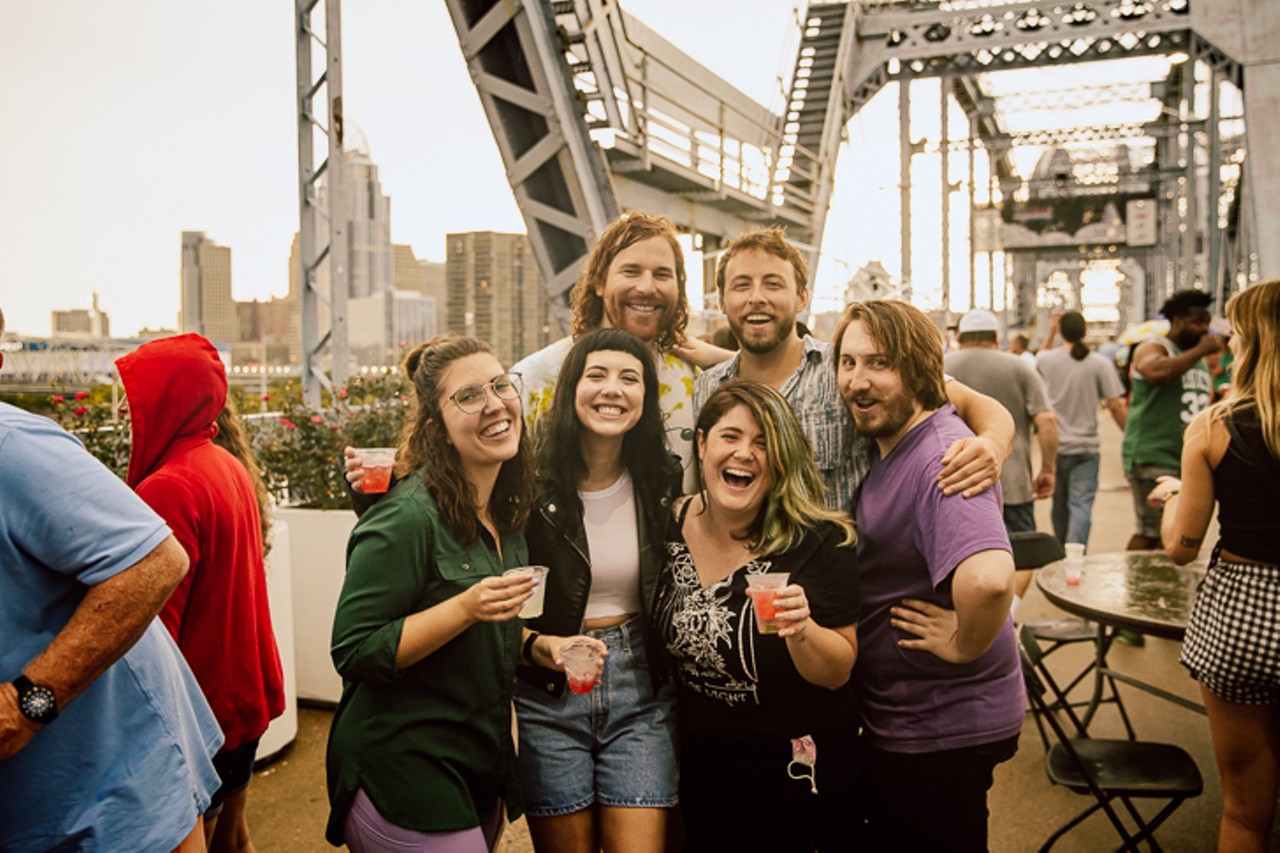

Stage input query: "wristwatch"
[{"left": 12, "top": 675, "right": 58, "bottom": 724}]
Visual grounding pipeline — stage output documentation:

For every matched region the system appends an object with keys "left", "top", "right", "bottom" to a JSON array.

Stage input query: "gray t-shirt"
[
  {"left": 943, "top": 348, "right": 1049, "bottom": 505},
  {"left": 1036, "top": 347, "right": 1125, "bottom": 455}
]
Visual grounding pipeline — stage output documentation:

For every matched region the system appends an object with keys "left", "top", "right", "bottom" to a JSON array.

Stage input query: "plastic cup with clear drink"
[
  {"left": 1064, "top": 543, "right": 1086, "bottom": 585},
  {"left": 559, "top": 640, "right": 602, "bottom": 694},
  {"left": 746, "top": 573, "right": 791, "bottom": 634},
  {"left": 504, "top": 565, "right": 550, "bottom": 618},
  {"left": 354, "top": 447, "right": 397, "bottom": 494}
]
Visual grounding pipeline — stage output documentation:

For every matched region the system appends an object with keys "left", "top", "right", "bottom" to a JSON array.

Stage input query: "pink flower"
[
  {"left": 261, "top": 394, "right": 271, "bottom": 402},
  {"left": 337, "top": 388, "right": 348, "bottom": 399},
  {"left": 75, "top": 390, "right": 89, "bottom": 401},
  {"left": 311, "top": 415, "right": 323, "bottom": 424},
  {"left": 51, "top": 395, "right": 65, "bottom": 404},
  {"left": 73, "top": 406, "right": 88, "bottom": 416},
  {"left": 280, "top": 417, "right": 297, "bottom": 431}
]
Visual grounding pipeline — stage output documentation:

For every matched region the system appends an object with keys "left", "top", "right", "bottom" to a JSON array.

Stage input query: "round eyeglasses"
[{"left": 446, "top": 372, "right": 523, "bottom": 414}]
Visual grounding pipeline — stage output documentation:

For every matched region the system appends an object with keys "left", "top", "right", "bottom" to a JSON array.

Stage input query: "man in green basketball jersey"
[{"left": 1121, "top": 290, "right": 1224, "bottom": 550}]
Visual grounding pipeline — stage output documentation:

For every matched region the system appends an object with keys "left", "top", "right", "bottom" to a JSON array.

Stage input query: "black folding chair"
[
  {"left": 1020, "top": 629, "right": 1202, "bottom": 851},
  {"left": 1013, "top": 533, "right": 1134, "bottom": 737}
]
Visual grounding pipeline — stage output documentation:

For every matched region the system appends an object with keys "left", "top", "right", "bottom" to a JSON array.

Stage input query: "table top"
[{"left": 1036, "top": 550, "right": 1208, "bottom": 640}]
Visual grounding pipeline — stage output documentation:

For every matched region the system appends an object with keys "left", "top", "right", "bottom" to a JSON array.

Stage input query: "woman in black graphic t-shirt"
[{"left": 654, "top": 381, "right": 861, "bottom": 851}]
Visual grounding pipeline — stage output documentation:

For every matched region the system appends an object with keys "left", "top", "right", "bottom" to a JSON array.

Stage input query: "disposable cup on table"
[
  {"left": 1064, "top": 543, "right": 1086, "bottom": 585},
  {"left": 559, "top": 640, "right": 602, "bottom": 694},
  {"left": 504, "top": 565, "right": 550, "bottom": 618},
  {"left": 353, "top": 447, "right": 397, "bottom": 494},
  {"left": 746, "top": 573, "right": 791, "bottom": 634}
]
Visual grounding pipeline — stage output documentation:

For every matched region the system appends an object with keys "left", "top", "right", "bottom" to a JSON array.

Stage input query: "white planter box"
[
  {"left": 257, "top": 521, "right": 298, "bottom": 761},
  {"left": 274, "top": 507, "right": 356, "bottom": 705}
]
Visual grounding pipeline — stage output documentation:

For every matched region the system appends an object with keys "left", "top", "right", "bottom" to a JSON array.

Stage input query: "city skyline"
[{"left": 0, "top": 1, "right": 799, "bottom": 338}]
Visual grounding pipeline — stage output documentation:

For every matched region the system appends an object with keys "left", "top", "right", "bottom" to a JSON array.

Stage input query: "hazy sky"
[
  {"left": 1, "top": 1, "right": 1173, "bottom": 338},
  {"left": 0, "top": 0, "right": 810, "bottom": 337}
]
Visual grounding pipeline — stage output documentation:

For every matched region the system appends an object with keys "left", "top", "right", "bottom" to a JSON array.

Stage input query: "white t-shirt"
[{"left": 581, "top": 470, "right": 642, "bottom": 620}]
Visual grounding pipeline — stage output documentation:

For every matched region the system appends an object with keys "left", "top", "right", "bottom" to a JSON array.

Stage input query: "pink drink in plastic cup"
[
  {"left": 560, "top": 641, "right": 601, "bottom": 694},
  {"left": 355, "top": 448, "right": 397, "bottom": 494},
  {"left": 746, "top": 573, "right": 791, "bottom": 634}
]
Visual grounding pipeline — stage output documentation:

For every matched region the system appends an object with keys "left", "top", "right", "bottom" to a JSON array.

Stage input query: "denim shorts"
[{"left": 514, "top": 618, "right": 679, "bottom": 816}]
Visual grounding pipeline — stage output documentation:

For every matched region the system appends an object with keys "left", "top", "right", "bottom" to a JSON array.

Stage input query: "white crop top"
[{"left": 581, "top": 470, "right": 642, "bottom": 620}]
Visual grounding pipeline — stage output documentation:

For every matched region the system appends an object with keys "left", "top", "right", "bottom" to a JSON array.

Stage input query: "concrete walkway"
[{"left": 247, "top": 417, "right": 1271, "bottom": 851}]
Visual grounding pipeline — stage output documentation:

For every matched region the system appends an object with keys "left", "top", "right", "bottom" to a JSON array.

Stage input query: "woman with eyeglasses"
[
  {"left": 515, "top": 328, "right": 681, "bottom": 852},
  {"left": 326, "top": 335, "right": 543, "bottom": 851},
  {"left": 653, "top": 381, "right": 862, "bottom": 850}
]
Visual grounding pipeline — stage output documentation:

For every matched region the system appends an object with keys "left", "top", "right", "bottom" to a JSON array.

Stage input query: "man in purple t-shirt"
[{"left": 834, "top": 300, "right": 1024, "bottom": 851}]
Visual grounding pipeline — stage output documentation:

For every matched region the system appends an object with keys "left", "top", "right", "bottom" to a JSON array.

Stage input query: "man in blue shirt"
[{"left": 0, "top": 308, "right": 223, "bottom": 851}]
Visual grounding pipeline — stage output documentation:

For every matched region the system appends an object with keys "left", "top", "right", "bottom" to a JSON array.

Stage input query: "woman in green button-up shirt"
[{"left": 325, "top": 336, "right": 539, "bottom": 850}]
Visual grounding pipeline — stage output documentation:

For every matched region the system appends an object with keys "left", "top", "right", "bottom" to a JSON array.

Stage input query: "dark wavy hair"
[
  {"left": 399, "top": 335, "right": 533, "bottom": 543},
  {"left": 569, "top": 211, "right": 689, "bottom": 350},
  {"left": 715, "top": 226, "right": 809, "bottom": 297},
  {"left": 535, "top": 329, "right": 674, "bottom": 541},
  {"left": 1158, "top": 289, "right": 1213, "bottom": 321}
]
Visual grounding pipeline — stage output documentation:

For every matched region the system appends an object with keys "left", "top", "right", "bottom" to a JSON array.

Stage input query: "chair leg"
[{"left": 1115, "top": 797, "right": 1187, "bottom": 852}]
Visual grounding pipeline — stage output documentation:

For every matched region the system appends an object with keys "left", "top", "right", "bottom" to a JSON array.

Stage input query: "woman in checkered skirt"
[{"left": 1146, "top": 279, "right": 1280, "bottom": 852}]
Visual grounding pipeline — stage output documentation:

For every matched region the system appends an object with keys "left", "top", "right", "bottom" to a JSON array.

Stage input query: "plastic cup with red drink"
[
  {"left": 354, "top": 447, "right": 397, "bottom": 494},
  {"left": 746, "top": 572, "right": 791, "bottom": 634},
  {"left": 559, "top": 640, "right": 602, "bottom": 694}
]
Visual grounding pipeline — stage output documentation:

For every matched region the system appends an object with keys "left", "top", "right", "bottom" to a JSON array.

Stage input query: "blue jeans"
[{"left": 1052, "top": 452, "right": 1100, "bottom": 547}]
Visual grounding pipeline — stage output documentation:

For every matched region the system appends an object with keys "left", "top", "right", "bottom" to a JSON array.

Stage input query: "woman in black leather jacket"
[{"left": 516, "top": 328, "right": 681, "bottom": 853}]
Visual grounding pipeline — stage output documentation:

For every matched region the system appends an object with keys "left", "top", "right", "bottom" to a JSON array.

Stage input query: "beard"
[
  {"left": 1171, "top": 328, "right": 1203, "bottom": 351},
  {"left": 729, "top": 315, "right": 797, "bottom": 355},
  {"left": 848, "top": 388, "right": 917, "bottom": 439}
]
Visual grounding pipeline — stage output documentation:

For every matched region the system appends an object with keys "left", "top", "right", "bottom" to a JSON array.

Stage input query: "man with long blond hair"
[
  {"left": 834, "top": 299, "right": 1022, "bottom": 850},
  {"left": 515, "top": 211, "right": 705, "bottom": 482}
]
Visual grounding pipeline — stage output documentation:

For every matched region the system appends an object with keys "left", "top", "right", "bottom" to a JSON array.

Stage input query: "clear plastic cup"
[
  {"left": 1064, "top": 543, "right": 1086, "bottom": 585},
  {"left": 746, "top": 572, "right": 791, "bottom": 634},
  {"left": 353, "top": 447, "right": 397, "bottom": 494},
  {"left": 559, "top": 640, "right": 602, "bottom": 694},
  {"left": 504, "top": 565, "right": 550, "bottom": 618}
]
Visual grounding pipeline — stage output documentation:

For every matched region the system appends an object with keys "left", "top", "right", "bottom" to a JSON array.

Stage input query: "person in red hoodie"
[{"left": 116, "top": 333, "right": 285, "bottom": 853}]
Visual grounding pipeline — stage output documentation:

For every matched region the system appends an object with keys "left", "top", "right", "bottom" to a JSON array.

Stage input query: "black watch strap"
[{"left": 13, "top": 674, "right": 58, "bottom": 724}]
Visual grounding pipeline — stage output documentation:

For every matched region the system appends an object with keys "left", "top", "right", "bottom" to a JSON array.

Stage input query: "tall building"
[
  {"left": 446, "top": 232, "right": 552, "bottom": 365},
  {"left": 394, "top": 243, "right": 448, "bottom": 338},
  {"left": 181, "top": 231, "right": 238, "bottom": 345},
  {"left": 344, "top": 146, "right": 393, "bottom": 299}
]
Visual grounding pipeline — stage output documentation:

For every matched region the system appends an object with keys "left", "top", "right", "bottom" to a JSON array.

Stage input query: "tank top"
[
  {"left": 1121, "top": 336, "right": 1212, "bottom": 470},
  {"left": 581, "top": 471, "right": 642, "bottom": 619},
  {"left": 1213, "top": 408, "right": 1280, "bottom": 565}
]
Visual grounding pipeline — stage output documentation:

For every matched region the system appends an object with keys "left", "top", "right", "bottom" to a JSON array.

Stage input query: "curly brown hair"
[
  {"left": 569, "top": 211, "right": 689, "bottom": 350},
  {"left": 213, "top": 396, "right": 273, "bottom": 557},
  {"left": 399, "top": 336, "right": 534, "bottom": 543}
]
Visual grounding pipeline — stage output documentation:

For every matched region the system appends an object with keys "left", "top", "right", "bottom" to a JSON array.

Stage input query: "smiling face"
[
  {"left": 696, "top": 403, "right": 773, "bottom": 518},
  {"left": 437, "top": 352, "right": 522, "bottom": 476},
  {"left": 574, "top": 349, "right": 645, "bottom": 440},
  {"left": 720, "top": 248, "right": 808, "bottom": 355},
  {"left": 837, "top": 319, "right": 920, "bottom": 452},
  {"left": 596, "top": 236, "right": 679, "bottom": 343}
]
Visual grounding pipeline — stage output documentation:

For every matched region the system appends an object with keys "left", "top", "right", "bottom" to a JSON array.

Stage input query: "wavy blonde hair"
[
  {"left": 694, "top": 381, "right": 855, "bottom": 555},
  {"left": 1212, "top": 279, "right": 1280, "bottom": 459}
]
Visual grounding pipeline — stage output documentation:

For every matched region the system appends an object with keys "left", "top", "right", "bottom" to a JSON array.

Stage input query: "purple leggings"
[{"left": 343, "top": 788, "right": 503, "bottom": 853}]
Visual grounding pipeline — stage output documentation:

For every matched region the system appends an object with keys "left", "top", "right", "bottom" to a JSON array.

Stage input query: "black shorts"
[{"left": 207, "top": 738, "right": 261, "bottom": 818}]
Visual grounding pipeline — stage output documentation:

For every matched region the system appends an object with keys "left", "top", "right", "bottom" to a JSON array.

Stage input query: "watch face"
[{"left": 19, "top": 683, "right": 57, "bottom": 722}]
